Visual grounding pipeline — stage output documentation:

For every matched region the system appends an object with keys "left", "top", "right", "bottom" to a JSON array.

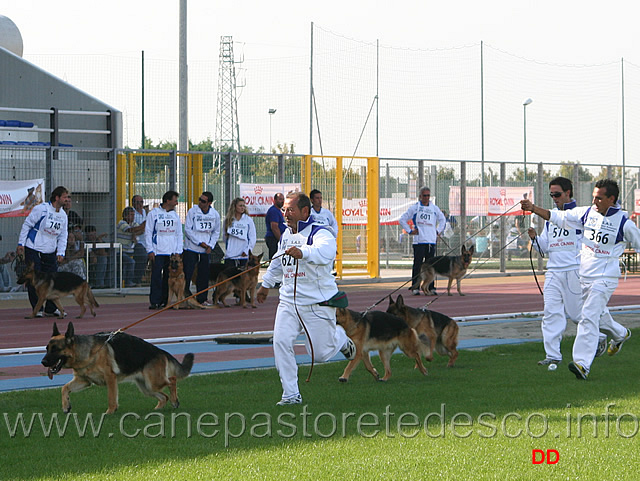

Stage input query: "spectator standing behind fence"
[
  {"left": 309, "top": 189, "right": 338, "bottom": 237},
  {"left": 17, "top": 186, "right": 69, "bottom": 317},
  {"left": 84, "top": 225, "right": 108, "bottom": 288},
  {"left": 521, "top": 179, "right": 640, "bottom": 380},
  {"left": 58, "top": 226, "right": 86, "bottom": 280},
  {"left": 117, "top": 206, "right": 143, "bottom": 288},
  {"left": 183, "top": 192, "right": 220, "bottom": 305},
  {"left": 131, "top": 195, "right": 148, "bottom": 285},
  {"left": 145, "top": 191, "right": 183, "bottom": 310},
  {"left": 399, "top": 187, "right": 446, "bottom": 296},
  {"left": 223, "top": 197, "right": 256, "bottom": 268},
  {"left": 265, "top": 193, "right": 286, "bottom": 260}
]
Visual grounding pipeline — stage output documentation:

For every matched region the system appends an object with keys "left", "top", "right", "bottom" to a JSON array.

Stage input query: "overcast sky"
[{"left": 5, "top": 0, "right": 640, "bottom": 64}]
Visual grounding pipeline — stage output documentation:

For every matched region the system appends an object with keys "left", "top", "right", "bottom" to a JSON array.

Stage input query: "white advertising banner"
[
  {"left": 448, "top": 186, "right": 533, "bottom": 216},
  {"left": 342, "top": 198, "right": 416, "bottom": 226},
  {"left": 487, "top": 186, "right": 533, "bottom": 216},
  {"left": 239, "top": 183, "right": 301, "bottom": 216},
  {"left": 635, "top": 189, "right": 640, "bottom": 214},
  {"left": 448, "top": 186, "right": 488, "bottom": 217},
  {"left": 0, "top": 179, "right": 45, "bottom": 218}
]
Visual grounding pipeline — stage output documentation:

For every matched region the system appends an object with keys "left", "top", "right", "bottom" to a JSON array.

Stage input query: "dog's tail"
[
  {"left": 175, "top": 353, "right": 194, "bottom": 378},
  {"left": 87, "top": 286, "right": 100, "bottom": 308}
]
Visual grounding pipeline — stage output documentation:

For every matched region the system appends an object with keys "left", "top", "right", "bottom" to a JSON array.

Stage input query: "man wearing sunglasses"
[
  {"left": 526, "top": 177, "right": 609, "bottom": 370},
  {"left": 522, "top": 179, "right": 640, "bottom": 380},
  {"left": 183, "top": 192, "right": 221, "bottom": 306},
  {"left": 399, "top": 187, "right": 447, "bottom": 295}
]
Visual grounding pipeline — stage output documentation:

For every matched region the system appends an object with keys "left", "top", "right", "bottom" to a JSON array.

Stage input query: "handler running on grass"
[
  {"left": 521, "top": 179, "right": 640, "bottom": 380},
  {"left": 257, "top": 191, "right": 355, "bottom": 406},
  {"left": 527, "top": 177, "right": 610, "bottom": 368}
]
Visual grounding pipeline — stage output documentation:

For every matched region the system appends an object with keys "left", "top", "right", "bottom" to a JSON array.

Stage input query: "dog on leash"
[
  {"left": 335, "top": 307, "right": 428, "bottom": 382},
  {"left": 419, "top": 245, "right": 475, "bottom": 296},
  {"left": 41, "top": 322, "right": 194, "bottom": 414},
  {"left": 212, "top": 251, "right": 263, "bottom": 308},
  {"left": 17, "top": 262, "right": 99, "bottom": 318},
  {"left": 387, "top": 294, "right": 459, "bottom": 367},
  {"left": 168, "top": 254, "right": 203, "bottom": 309}
]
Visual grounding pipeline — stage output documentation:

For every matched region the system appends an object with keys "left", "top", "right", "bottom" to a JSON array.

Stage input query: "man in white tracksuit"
[
  {"left": 399, "top": 187, "right": 446, "bottom": 295},
  {"left": 145, "top": 190, "right": 183, "bottom": 309},
  {"left": 17, "top": 186, "right": 69, "bottom": 317},
  {"left": 527, "top": 177, "right": 610, "bottom": 367},
  {"left": 257, "top": 191, "right": 355, "bottom": 406},
  {"left": 309, "top": 189, "right": 339, "bottom": 237},
  {"left": 183, "top": 191, "right": 220, "bottom": 305},
  {"left": 522, "top": 179, "right": 640, "bottom": 380}
]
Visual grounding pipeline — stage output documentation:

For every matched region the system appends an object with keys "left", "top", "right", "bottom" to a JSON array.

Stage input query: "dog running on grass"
[
  {"left": 419, "top": 245, "right": 475, "bottom": 296},
  {"left": 387, "top": 294, "right": 459, "bottom": 367},
  {"left": 41, "top": 322, "right": 194, "bottom": 414},
  {"left": 17, "top": 262, "right": 99, "bottom": 318},
  {"left": 168, "top": 253, "right": 204, "bottom": 309},
  {"left": 335, "top": 307, "right": 428, "bottom": 382}
]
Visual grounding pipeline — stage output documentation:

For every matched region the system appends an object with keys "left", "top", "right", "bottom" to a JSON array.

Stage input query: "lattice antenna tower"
[{"left": 215, "top": 36, "right": 242, "bottom": 167}]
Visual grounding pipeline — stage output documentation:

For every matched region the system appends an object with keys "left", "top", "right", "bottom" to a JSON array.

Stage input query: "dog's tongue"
[{"left": 47, "top": 367, "right": 54, "bottom": 380}]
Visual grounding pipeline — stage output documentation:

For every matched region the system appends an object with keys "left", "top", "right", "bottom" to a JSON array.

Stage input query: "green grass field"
[{"left": 1, "top": 332, "right": 639, "bottom": 480}]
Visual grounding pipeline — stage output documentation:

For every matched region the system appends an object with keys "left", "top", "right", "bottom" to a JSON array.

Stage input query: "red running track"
[{"left": 1, "top": 276, "right": 640, "bottom": 351}]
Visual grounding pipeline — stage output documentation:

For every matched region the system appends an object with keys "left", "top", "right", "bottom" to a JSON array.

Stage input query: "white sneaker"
[
  {"left": 608, "top": 329, "right": 631, "bottom": 356},
  {"left": 276, "top": 394, "right": 302, "bottom": 406},
  {"left": 45, "top": 309, "right": 67, "bottom": 318},
  {"left": 34, "top": 310, "right": 44, "bottom": 318},
  {"left": 595, "top": 336, "right": 607, "bottom": 357},
  {"left": 201, "top": 301, "right": 213, "bottom": 307},
  {"left": 412, "top": 289, "right": 421, "bottom": 296},
  {"left": 340, "top": 338, "right": 356, "bottom": 360}
]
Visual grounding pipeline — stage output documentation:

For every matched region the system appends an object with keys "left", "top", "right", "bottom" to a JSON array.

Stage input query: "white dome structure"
[{"left": 0, "top": 15, "right": 23, "bottom": 57}]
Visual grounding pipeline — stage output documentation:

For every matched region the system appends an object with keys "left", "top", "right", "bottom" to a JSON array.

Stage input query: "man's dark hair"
[
  {"left": 287, "top": 192, "right": 311, "bottom": 215},
  {"left": 549, "top": 177, "right": 573, "bottom": 198},
  {"left": 202, "top": 191, "right": 213, "bottom": 203},
  {"left": 162, "top": 190, "right": 179, "bottom": 204},
  {"left": 309, "top": 189, "right": 321, "bottom": 199},
  {"left": 274, "top": 193, "right": 284, "bottom": 201},
  {"left": 50, "top": 186, "right": 68, "bottom": 203},
  {"left": 595, "top": 179, "right": 619, "bottom": 203}
]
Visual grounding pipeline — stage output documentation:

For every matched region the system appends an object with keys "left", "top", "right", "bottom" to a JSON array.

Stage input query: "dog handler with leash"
[
  {"left": 257, "top": 192, "right": 355, "bottom": 406},
  {"left": 522, "top": 179, "right": 640, "bottom": 380},
  {"left": 527, "top": 177, "right": 609, "bottom": 368},
  {"left": 17, "top": 186, "right": 69, "bottom": 317}
]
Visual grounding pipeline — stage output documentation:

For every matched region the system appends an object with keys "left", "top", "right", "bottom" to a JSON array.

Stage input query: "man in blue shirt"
[{"left": 264, "top": 193, "right": 285, "bottom": 260}]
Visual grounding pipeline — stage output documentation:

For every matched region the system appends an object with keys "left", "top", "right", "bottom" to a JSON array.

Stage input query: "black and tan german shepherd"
[
  {"left": 335, "top": 308, "right": 428, "bottom": 382},
  {"left": 42, "top": 322, "right": 194, "bottom": 414},
  {"left": 168, "top": 254, "right": 204, "bottom": 309},
  {"left": 419, "top": 245, "right": 475, "bottom": 296},
  {"left": 387, "top": 294, "right": 459, "bottom": 367},
  {"left": 213, "top": 251, "right": 263, "bottom": 309},
  {"left": 17, "top": 262, "right": 99, "bottom": 318}
]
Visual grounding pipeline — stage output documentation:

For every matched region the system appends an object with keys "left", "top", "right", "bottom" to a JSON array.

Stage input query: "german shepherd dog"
[
  {"left": 335, "top": 308, "right": 428, "bottom": 382},
  {"left": 420, "top": 245, "right": 475, "bottom": 296},
  {"left": 17, "top": 262, "right": 99, "bottom": 318},
  {"left": 168, "top": 254, "right": 203, "bottom": 309},
  {"left": 387, "top": 294, "right": 459, "bottom": 367},
  {"left": 42, "top": 322, "right": 194, "bottom": 414},
  {"left": 213, "top": 251, "right": 263, "bottom": 309}
]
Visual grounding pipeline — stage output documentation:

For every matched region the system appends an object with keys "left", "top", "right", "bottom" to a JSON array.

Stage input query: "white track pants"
[
  {"left": 273, "top": 301, "right": 348, "bottom": 399},
  {"left": 542, "top": 271, "right": 612, "bottom": 362},
  {"left": 541, "top": 270, "right": 582, "bottom": 361},
  {"left": 574, "top": 278, "right": 626, "bottom": 372}
]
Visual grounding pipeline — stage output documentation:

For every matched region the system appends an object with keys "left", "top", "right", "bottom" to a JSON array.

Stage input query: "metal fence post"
[
  {"left": 500, "top": 162, "right": 506, "bottom": 273},
  {"left": 537, "top": 162, "right": 544, "bottom": 272}
]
